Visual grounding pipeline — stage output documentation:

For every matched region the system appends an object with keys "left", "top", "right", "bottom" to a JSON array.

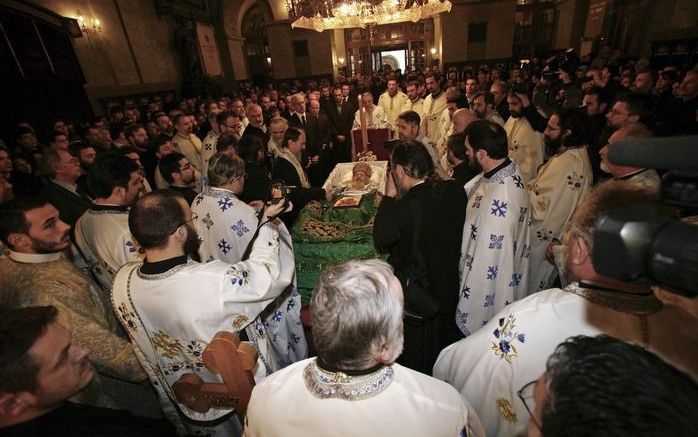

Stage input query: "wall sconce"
[
  {"left": 430, "top": 47, "right": 438, "bottom": 56},
  {"left": 338, "top": 57, "right": 345, "bottom": 66},
  {"left": 266, "top": 57, "right": 272, "bottom": 66},
  {"left": 77, "top": 12, "right": 102, "bottom": 35}
]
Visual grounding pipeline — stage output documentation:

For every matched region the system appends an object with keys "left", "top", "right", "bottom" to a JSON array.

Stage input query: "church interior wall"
[
  {"left": 441, "top": 0, "right": 516, "bottom": 63},
  {"left": 33, "top": 0, "right": 181, "bottom": 114}
]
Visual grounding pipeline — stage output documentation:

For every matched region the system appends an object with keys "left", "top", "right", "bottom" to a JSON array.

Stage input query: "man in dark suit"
[
  {"left": 305, "top": 99, "right": 333, "bottom": 186},
  {"left": 326, "top": 86, "right": 356, "bottom": 164},
  {"left": 39, "top": 148, "right": 91, "bottom": 231},
  {"left": 373, "top": 140, "right": 467, "bottom": 374},
  {"left": 241, "top": 103, "right": 267, "bottom": 145},
  {"left": 287, "top": 93, "right": 308, "bottom": 130}
]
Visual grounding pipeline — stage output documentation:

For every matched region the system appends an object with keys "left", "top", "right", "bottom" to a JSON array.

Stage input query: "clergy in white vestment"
[
  {"left": 75, "top": 152, "right": 145, "bottom": 293},
  {"left": 377, "top": 78, "right": 408, "bottom": 137},
  {"left": 400, "top": 80, "right": 424, "bottom": 117},
  {"left": 352, "top": 89, "right": 390, "bottom": 130},
  {"left": 245, "top": 260, "right": 485, "bottom": 437},
  {"left": 112, "top": 190, "right": 295, "bottom": 435},
  {"left": 420, "top": 73, "right": 448, "bottom": 145},
  {"left": 201, "top": 112, "right": 221, "bottom": 191},
  {"left": 434, "top": 181, "right": 698, "bottom": 437},
  {"left": 503, "top": 94, "right": 544, "bottom": 184},
  {"left": 457, "top": 121, "right": 531, "bottom": 337},
  {"left": 526, "top": 109, "right": 593, "bottom": 292},
  {"left": 192, "top": 153, "right": 307, "bottom": 371},
  {"left": 172, "top": 113, "right": 204, "bottom": 172}
]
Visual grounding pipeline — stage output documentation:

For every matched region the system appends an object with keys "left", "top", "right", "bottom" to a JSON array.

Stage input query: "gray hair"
[
  {"left": 311, "top": 259, "right": 403, "bottom": 370},
  {"left": 207, "top": 153, "right": 245, "bottom": 187}
]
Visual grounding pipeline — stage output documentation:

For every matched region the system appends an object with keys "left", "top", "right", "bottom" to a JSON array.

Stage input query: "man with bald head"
[
  {"left": 599, "top": 123, "right": 660, "bottom": 190},
  {"left": 241, "top": 103, "right": 266, "bottom": 146},
  {"left": 452, "top": 108, "right": 477, "bottom": 135}
]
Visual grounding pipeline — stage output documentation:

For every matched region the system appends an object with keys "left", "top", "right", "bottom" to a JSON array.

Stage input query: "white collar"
[{"left": 9, "top": 250, "right": 62, "bottom": 263}]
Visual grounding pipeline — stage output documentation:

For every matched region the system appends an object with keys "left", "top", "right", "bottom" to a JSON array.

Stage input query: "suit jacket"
[
  {"left": 287, "top": 112, "right": 307, "bottom": 130},
  {"left": 41, "top": 181, "right": 91, "bottom": 229},
  {"left": 305, "top": 113, "right": 332, "bottom": 156},
  {"left": 373, "top": 180, "right": 467, "bottom": 372},
  {"left": 241, "top": 124, "right": 267, "bottom": 145}
]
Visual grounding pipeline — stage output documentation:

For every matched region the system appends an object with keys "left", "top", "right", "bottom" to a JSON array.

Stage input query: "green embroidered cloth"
[{"left": 291, "top": 192, "right": 386, "bottom": 303}]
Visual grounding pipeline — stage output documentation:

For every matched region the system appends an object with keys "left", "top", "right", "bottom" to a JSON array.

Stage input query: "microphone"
[{"left": 608, "top": 135, "right": 698, "bottom": 171}]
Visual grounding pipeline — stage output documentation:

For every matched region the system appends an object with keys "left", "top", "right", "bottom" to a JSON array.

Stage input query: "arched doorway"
[{"left": 242, "top": 5, "right": 272, "bottom": 85}]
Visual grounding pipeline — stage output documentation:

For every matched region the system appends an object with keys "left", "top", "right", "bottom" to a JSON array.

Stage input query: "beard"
[
  {"left": 474, "top": 109, "right": 486, "bottom": 119},
  {"left": 509, "top": 110, "right": 522, "bottom": 118},
  {"left": 467, "top": 154, "right": 483, "bottom": 173},
  {"left": 31, "top": 232, "right": 70, "bottom": 254},
  {"left": 183, "top": 223, "right": 201, "bottom": 260},
  {"left": 544, "top": 135, "right": 564, "bottom": 157}
]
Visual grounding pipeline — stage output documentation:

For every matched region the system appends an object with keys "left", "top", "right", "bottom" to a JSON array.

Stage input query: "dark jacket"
[
  {"left": 41, "top": 181, "right": 91, "bottom": 229},
  {"left": 373, "top": 179, "right": 467, "bottom": 372},
  {"left": 271, "top": 155, "right": 325, "bottom": 227}
]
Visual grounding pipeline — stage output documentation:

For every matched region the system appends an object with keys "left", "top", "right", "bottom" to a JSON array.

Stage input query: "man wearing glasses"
[
  {"left": 158, "top": 152, "right": 197, "bottom": 205},
  {"left": 112, "top": 189, "right": 294, "bottom": 434},
  {"left": 434, "top": 180, "right": 698, "bottom": 436},
  {"left": 519, "top": 335, "right": 697, "bottom": 436}
]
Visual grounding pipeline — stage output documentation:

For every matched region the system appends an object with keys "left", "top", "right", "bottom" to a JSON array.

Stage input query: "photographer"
[{"left": 373, "top": 140, "right": 467, "bottom": 374}]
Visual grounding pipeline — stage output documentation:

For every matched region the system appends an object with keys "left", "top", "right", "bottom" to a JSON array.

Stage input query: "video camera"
[
  {"left": 593, "top": 136, "right": 698, "bottom": 297},
  {"left": 541, "top": 48, "right": 579, "bottom": 82}
]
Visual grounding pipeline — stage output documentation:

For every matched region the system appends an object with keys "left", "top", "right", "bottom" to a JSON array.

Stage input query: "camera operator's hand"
[{"left": 263, "top": 200, "right": 292, "bottom": 222}]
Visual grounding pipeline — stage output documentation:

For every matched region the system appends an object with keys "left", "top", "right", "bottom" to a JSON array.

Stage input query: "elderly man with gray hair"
[{"left": 244, "top": 259, "right": 484, "bottom": 437}]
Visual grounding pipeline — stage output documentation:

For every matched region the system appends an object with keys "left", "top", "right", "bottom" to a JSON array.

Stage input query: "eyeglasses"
[
  {"left": 518, "top": 380, "right": 542, "bottom": 431},
  {"left": 169, "top": 213, "right": 198, "bottom": 235}
]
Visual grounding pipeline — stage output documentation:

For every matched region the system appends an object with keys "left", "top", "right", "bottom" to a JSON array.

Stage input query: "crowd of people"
[{"left": 0, "top": 47, "right": 697, "bottom": 436}]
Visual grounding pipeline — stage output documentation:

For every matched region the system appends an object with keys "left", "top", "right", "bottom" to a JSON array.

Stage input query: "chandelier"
[{"left": 285, "top": 0, "right": 453, "bottom": 32}]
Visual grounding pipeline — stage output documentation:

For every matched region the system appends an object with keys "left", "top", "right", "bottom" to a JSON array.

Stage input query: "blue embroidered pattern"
[
  {"left": 461, "top": 285, "right": 471, "bottom": 299},
  {"left": 201, "top": 213, "right": 214, "bottom": 230},
  {"left": 125, "top": 241, "right": 136, "bottom": 253},
  {"left": 519, "top": 207, "right": 528, "bottom": 223},
  {"left": 231, "top": 219, "right": 250, "bottom": 237},
  {"left": 470, "top": 224, "right": 478, "bottom": 240},
  {"left": 217, "top": 196, "right": 233, "bottom": 212},
  {"left": 484, "top": 294, "right": 495, "bottom": 307},
  {"left": 194, "top": 194, "right": 204, "bottom": 206},
  {"left": 472, "top": 195, "right": 483, "bottom": 209},
  {"left": 455, "top": 309, "right": 471, "bottom": 336},
  {"left": 489, "top": 234, "right": 504, "bottom": 249},
  {"left": 491, "top": 315, "right": 526, "bottom": 363},
  {"left": 486, "top": 265, "right": 499, "bottom": 280},
  {"left": 509, "top": 273, "right": 522, "bottom": 287},
  {"left": 227, "top": 266, "right": 249, "bottom": 286},
  {"left": 464, "top": 254, "right": 474, "bottom": 271},
  {"left": 218, "top": 239, "right": 232, "bottom": 255},
  {"left": 512, "top": 174, "right": 525, "bottom": 189},
  {"left": 491, "top": 199, "right": 508, "bottom": 217}
]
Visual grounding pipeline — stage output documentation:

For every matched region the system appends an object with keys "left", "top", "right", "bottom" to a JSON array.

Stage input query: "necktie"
[{"left": 301, "top": 114, "right": 306, "bottom": 126}]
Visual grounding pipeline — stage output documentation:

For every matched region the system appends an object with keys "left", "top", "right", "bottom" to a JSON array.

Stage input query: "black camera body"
[{"left": 593, "top": 136, "right": 698, "bottom": 297}]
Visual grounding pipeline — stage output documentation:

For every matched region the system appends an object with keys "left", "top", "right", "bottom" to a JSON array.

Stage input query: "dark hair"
[
  {"left": 150, "top": 135, "right": 172, "bottom": 155},
  {"left": 446, "top": 133, "right": 467, "bottom": 160},
  {"left": 158, "top": 152, "right": 185, "bottom": 184},
  {"left": 541, "top": 335, "right": 698, "bottom": 436},
  {"left": 216, "top": 111, "right": 237, "bottom": 127},
  {"left": 237, "top": 135, "right": 264, "bottom": 164},
  {"left": 87, "top": 152, "right": 139, "bottom": 199},
  {"left": 464, "top": 120, "right": 509, "bottom": 159},
  {"left": 0, "top": 306, "right": 58, "bottom": 393},
  {"left": 390, "top": 140, "right": 434, "bottom": 180},
  {"left": 128, "top": 190, "right": 186, "bottom": 249},
  {"left": 473, "top": 91, "right": 495, "bottom": 107},
  {"left": 172, "top": 113, "right": 189, "bottom": 126},
  {"left": 615, "top": 92, "right": 655, "bottom": 121},
  {"left": 50, "top": 130, "right": 66, "bottom": 143},
  {"left": 0, "top": 197, "right": 50, "bottom": 247},
  {"left": 584, "top": 86, "right": 612, "bottom": 107},
  {"left": 117, "top": 145, "right": 141, "bottom": 157},
  {"left": 216, "top": 134, "right": 238, "bottom": 153},
  {"left": 448, "top": 95, "right": 469, "bottom": 109},
  {"left": 555, "top": 107, "right": 593, "bottom": 147},
  {"left": 282, "top": 127, "right": 304, "bottom": 149},
  {"left": 124, "top": 123, "right": 145, "bottom": 139},
  {"left": 397, "top": 110, "right": 421, "bottom": 126}
]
